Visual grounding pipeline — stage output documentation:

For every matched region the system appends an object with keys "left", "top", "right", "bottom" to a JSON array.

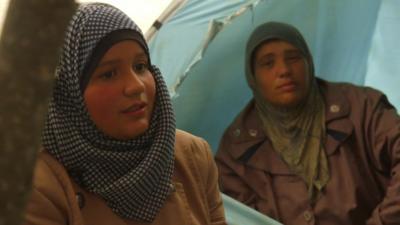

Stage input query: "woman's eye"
[
  {"left": 286, "top": 54, "right": 302, "bottom": 63},
  {"left": 133, "top": 63, "right": 148, "bottom": 74},
  {"left": 259, "top": 60, "right": 274, "bottom": 68},
  {"left": 99, "top": 70, "right": 116, "bottom": 79}
]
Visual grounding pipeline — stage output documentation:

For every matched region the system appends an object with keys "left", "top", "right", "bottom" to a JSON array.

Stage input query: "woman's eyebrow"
[
  {"left": 285, "top": 49, "right": 302, "bottom": 55},
  {"left": 257, "top": 53, "right": 274, "bottom": 62},
  {"left": 97, "top": 59, "right": 121, "bottom": 68},
  {"left": 134, "top": 52, "right": 148, "bottom": 60},
  {"left": 97, "top": 51, "right": 148, "bottom": 68}
]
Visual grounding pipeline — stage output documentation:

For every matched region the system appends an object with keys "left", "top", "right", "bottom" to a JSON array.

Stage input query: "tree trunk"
[{"left": 0, "top": 1, "right": 77, "bottom": 224}]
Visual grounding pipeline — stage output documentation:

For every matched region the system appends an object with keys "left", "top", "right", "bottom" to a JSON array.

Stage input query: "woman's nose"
[
  {"left": 276, "top": 60, "right": 290, "bottom": 78},
  {"left": 123, "top": 69, "right": 145, "bottom": 97}
]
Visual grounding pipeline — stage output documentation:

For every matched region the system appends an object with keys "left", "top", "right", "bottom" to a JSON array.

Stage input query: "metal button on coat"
[
  {"left": 303, "top": 210, "right": 313, "bottom": 221},
  {"left": 248, "top": 129, "right": 258, "bottom": 137},
  {"left": 233, "top": 129, "right": 241, "bottom": 137},
  {"left": 330, "top": 104, "right": 340, "bottom": 113},
  {"left": 169, "top": 183, "right": 176, "bottom": 193}
]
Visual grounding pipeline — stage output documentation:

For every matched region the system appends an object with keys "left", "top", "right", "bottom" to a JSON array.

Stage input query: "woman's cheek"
[{"left": 84, "top": 85, "right": 121, "bottom": 122}]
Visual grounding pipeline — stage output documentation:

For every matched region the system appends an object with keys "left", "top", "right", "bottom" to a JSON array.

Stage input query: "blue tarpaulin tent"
[{"left": 148, "top": 0, "right": 400, "bottom": 224}]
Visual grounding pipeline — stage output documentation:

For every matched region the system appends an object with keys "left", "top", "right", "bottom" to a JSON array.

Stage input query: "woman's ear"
[{"left": 248, "top": 77, "right": 257, "bottom": 90}]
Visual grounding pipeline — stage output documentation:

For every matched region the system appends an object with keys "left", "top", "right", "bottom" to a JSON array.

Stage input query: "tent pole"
[{"left": 145, "top": 0, "right": 187, "bottom": 41}]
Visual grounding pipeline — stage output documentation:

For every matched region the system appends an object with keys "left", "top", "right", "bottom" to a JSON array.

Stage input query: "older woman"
[
  {"left": 216, "top": 21, "right": 400, "bottom": 225},
  {"left": 24, "top": 3, "right": 226, "bottom": 225}
]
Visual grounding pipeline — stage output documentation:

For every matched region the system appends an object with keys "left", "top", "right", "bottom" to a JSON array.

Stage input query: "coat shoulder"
[
  {"left": 175, "top": 129, "right": 213, "bottom": 158},
  {"left": 174, "top": 129, "right": 215, "bottom": 183},
  {"left": 31, "top": 152, "right": 69, "bottom": 201},
  {"left": 24, "top": 152, "right": 80, "bottom": 225},
  {"left": 321, "top": 79, "right": 386, "bottom": 103}
]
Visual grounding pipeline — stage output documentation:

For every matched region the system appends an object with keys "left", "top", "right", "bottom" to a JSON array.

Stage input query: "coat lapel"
[
  {"left": 227, "top": 100, "right": 294, "bottom": 175},
  {"left": 319, "top": 79, "right": 354, "bottom": 156}
]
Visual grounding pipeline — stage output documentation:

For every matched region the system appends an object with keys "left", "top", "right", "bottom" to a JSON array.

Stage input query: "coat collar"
[
  {"left": 226, "top": 100, "right": 265, "bottom": 158},
  {"left": 227, "top": 79, "right": 354, "bottom": 164},
  {"left": 318, "top": 79, "right": 354, "bottom": 155},
  {"left": 318, "top": 79, "right": 350, "bottom": 123}
]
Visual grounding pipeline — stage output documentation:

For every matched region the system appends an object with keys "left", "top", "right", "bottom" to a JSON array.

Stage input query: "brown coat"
[
  {"left": 24, "top": 130, "right": 227, "bottom": 225},
  {"left": 216, "top": 79, "right": 400, "bottom": 225}
]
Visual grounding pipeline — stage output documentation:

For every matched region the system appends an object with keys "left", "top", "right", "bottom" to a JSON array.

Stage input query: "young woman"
[
  {"left": 216, "top": 21, "right": 400, "bottom": 225},
  {"left": 24, "top": 3, "right": 226, "bottom": 225}
]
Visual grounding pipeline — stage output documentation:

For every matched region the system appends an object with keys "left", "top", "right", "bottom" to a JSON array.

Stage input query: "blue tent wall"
[
  {"left": 365, "top": 0, "right": 400, "bottom": 109},
  {"left": 149, "top": 0, "right": 383, "bottom": 151}
]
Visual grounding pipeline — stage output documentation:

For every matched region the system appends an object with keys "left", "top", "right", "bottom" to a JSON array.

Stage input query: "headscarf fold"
[
  {"left": 245, "top": 22, "right": 329, "bottom": 201},
  {"left": 42, "top": 3, "right": 175, "bottom": 222}
]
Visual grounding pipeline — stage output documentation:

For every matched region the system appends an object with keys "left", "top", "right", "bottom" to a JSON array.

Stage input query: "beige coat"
[
  {"left": 24, "top": 130, "right": 227, "bottom": 225},
  {"left": 216, "top": 79, "right": 400, "bottom": 225}
]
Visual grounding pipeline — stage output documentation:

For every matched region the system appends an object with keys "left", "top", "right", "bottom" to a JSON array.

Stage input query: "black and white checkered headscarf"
[{"left": 42, "top": 3, "right": 175, "bottom": 222}]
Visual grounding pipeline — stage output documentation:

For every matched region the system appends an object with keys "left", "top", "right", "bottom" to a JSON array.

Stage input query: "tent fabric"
[
  {"left": 149, "top": 0, "right": 260, "bottom": 95},
  {"left": 365, "top": 0, "right": 400, "bottom": 109},
  {"left": 148, "top": 0, "right": 398, "bottom": 224},
  {"left": 222, "top": 194, "right": 282, "bottom": 225},
  {"left": 149, "top": 0, "right": 383, "bottom": 150}
]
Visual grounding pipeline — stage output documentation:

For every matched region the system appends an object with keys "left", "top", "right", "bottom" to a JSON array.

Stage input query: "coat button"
[
  {"left": 248, "top": 129, "right": 258, "bottom": 137},
  {"left": 330, "top": 104, "right": 340, "bottom": 113},
  {"left": 76, "top": 192, "right": 85, "bottom": 209},
  {"left": 303, "top": 210, "right": 313, "bottom": 221},
  {"left": 233, "top": 129, "right": 241, "bottom": 137},
  {"left": 169, "top": 183, "right": 176, "bottom": 194}
]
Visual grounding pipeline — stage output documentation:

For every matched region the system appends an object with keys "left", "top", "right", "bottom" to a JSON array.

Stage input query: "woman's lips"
[
  {"left": 277, "top": 82, "right": 296, "bottom": 92},
  {"left": 121, "top": 102, "right": 147, "bottom": 117}
]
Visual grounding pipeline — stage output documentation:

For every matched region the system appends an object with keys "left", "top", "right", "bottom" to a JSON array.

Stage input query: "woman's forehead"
[
  {"left": 98, "top": 41, "right": 147, "bottom": 64},
  {"left": 254, "top": 39, "right": 301, "bottom": 58}
]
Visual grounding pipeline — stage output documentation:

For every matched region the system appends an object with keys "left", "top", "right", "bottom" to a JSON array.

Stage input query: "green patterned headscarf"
[{"left": 245, "top": 22, "right": 329, "bottom": 201}]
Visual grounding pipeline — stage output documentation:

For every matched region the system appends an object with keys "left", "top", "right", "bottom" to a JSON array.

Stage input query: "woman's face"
[
  {"left": 84, "top": 40, "right": 156, "bottom": 140},
  {"left": 253, "top": 40, "right": 310, "bottom": 108}
]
